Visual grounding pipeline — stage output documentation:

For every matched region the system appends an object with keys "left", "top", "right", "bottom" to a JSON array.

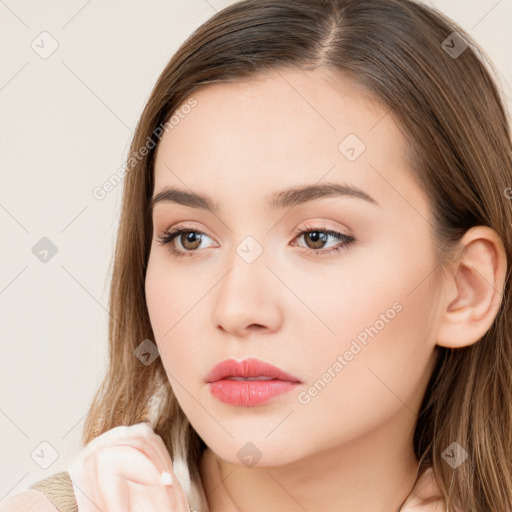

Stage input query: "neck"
[{"left": 199, "top": 407, "right": 420, "bottom": 512}]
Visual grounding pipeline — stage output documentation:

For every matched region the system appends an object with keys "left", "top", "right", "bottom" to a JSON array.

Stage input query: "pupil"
[
  {"left": 182, "top": 232, "right": 202, "bottom": 250},
  {"left": 307, "top": 231, "right": 326, "bottom": 248}
]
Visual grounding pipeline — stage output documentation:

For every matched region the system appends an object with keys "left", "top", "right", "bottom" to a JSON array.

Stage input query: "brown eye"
[
  {"left": 302, "top": 231, "right": 329, "bottom": 250},
  {"left": 178, "top": 231, "right": 203, "bottom": 251},
  {"left": 292, "top": 225, "right": 356, "bottom": 256},
  {"left": 157, "top": 227, "right": 216, "bottom": 258}
]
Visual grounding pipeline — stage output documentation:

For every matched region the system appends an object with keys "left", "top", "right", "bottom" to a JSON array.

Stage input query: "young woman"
[{"left": 2, "top": 0, "right": 510, "bottom": 511}]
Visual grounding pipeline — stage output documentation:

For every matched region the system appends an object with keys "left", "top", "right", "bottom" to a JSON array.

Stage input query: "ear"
[{"left": 436, "top": 226, "right": 508, "bottom": 348}]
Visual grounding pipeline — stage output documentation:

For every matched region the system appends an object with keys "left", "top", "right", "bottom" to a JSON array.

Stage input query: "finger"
[
  {"left": 88, "top": 423, "right": 173, "bottom": 476},
  {"left": 111, "top": 423, "right": 173, "bottom": 474},
  {"left": 70, "top": 423, "right": 190, "bottom": 511},
  {"left": 127, "top": 480, "right": 177, "bottom": 512},
  {"left": 87, "top": 453, "right": 106, "bottom": 512},
  {"left": 136, "top": 423, "right": 192, "bottom": 510},
  {"left": 166, "top": 458, "right": 193, "bottom": 512},
  {"left": 97, "top": 471, "right": 130, "bottom": 512},
  {"left": 69, "top": 448, "right": 105, "bottom": 512},
  {"left": 75, "top": 424, "right": 171, "bottom": 479},
  {"left": 96, "top": 445, "right": 162, "bottom": 486},
  {"left": 100, "top": 475, "right": 176, "bottom": 512},
  {"left": 136, "top": 433, "right": 192, "bottom": 512},
  {"left": 109, "top": 436, "right": 191, "bottom": 511},
  {"left": 108, "top": 423, "right": 192, "bottom": 509},
  {"left": 67, "top": 424, "right": 172, "bottom": 511},
  {"left": 95, "top": 446, "right": 177, "bottom": 512}
]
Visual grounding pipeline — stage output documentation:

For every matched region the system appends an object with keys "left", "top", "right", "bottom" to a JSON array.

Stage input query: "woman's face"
[{"left": 145, "top": 68, "right": 440, "bottom": 466}]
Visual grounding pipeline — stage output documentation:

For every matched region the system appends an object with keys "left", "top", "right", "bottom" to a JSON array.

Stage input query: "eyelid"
[
  {"left": 158, "top": 221, "right": 212, "bottom": 238},
  {"left": 291, "top": 220, "right": 352, "bottom": 238}
]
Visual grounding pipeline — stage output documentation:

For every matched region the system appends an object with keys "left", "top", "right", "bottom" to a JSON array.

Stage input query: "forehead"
[
  {"left": 156, "top": 68, "right": 390, "bottom": 161},
  {"left": 152, "top": 68, "right": 427, "bottom": 216}
]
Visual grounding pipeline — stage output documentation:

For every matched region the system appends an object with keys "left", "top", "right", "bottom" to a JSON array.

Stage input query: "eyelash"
[{"left": 156, "top": 223, "right": 356, "bottom": 259}]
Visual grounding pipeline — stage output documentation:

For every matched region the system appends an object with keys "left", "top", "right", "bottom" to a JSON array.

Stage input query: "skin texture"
[
  {"left": 0, "top": 426, "right": 444, "bottom": 512},
  {"left": 144, "top": 68, "right": 507, "bottom": 512}
]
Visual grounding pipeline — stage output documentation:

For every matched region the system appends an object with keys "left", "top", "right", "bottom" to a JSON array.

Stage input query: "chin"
[{"left": 206, "top": 435, "right": 310, "bottom": 468}]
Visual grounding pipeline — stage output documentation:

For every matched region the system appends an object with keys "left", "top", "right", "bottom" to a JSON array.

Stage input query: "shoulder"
[
  {"left": 401, "top": 468, "right": 446, "bottom": 511},
  {"left": 0, "top": 489, "right": 59, "bottom": 512}
]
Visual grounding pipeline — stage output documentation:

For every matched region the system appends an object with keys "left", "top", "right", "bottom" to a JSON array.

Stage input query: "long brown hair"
[{"left": 82, "top": 1, "right": 512, "bottom": 510}]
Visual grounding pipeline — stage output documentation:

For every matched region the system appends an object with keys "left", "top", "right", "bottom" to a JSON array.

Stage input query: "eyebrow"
[{"left": 149, "top": 182, "right": 379, "bottom": 214}]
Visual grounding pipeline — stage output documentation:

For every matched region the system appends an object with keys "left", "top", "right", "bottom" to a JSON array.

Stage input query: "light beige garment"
[{"left": 29, "top": 471, "right": 78, "bottom": 512}]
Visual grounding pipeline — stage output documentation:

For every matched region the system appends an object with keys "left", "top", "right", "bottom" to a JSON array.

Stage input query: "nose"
[{"left": 211, "top": 249, "right": 284, "bottom": 338}]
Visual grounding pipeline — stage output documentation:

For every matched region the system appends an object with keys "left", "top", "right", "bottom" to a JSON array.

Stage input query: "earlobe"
[{"left": 435, "top": 226, "right": 507, "bottom": 349}]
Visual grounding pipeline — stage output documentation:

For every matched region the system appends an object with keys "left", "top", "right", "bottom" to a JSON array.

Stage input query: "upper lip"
[{"left": 205, "top": 357, "right": 302, "bottom": 383}]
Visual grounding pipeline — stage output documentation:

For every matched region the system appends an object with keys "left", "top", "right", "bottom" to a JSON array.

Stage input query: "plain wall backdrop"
[{"left": 1, "top": 0, "right": 511, "bottom": 498}]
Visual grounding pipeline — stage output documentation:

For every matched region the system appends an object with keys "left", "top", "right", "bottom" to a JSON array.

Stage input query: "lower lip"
[{"left": 208, "top": 379, "right": 300, "bottom": 406}]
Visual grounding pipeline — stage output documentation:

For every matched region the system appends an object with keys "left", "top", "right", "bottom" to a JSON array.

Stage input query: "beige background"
[{"left": 0, "top": 0, "right": 511, "bottom": 498}]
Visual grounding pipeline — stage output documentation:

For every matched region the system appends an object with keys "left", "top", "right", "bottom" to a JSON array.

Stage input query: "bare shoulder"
[
  {"left": 0, "top": 489, "right": 58, "bottom": 512},
  {"left": 401, "top": 468, "right": 447, "bottom": 512}
]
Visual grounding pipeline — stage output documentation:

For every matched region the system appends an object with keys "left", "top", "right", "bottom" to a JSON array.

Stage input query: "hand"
[{"left": 68, "top": 422, "right": 191, "bottom": 512}]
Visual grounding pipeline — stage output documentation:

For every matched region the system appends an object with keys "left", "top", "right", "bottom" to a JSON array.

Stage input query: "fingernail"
[{"left": 160, "top": 471, "right": 173, "bottom": 486}]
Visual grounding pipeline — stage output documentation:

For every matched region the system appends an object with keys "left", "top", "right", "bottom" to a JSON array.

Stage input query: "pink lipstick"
[{"left": 205, "top": 357, "right": 302, "bottom": 407}]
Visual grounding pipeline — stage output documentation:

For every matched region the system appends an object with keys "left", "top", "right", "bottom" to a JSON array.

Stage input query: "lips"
[
  {"left": 206, "top": 357, "right": 302, "bottom": 407},
  {"left": 205, "top": 357, "right": 302, "bottom": 383}
]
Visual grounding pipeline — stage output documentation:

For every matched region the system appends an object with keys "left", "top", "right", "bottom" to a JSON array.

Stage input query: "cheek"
[
  {"left": 145, "top": 258, "right": 185, "bottom": 360},
  {"left": 291, "top": 239, "right": 437, "bottom": 442},
  {"left": 145, "top": 252, "right": 193, "bottom": 337},
  {"left": 145, "top": 260, "right": 172, "bottom": 340},
  {"left": 144, "top": 256, "right": 209, "bottom": 374}
]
